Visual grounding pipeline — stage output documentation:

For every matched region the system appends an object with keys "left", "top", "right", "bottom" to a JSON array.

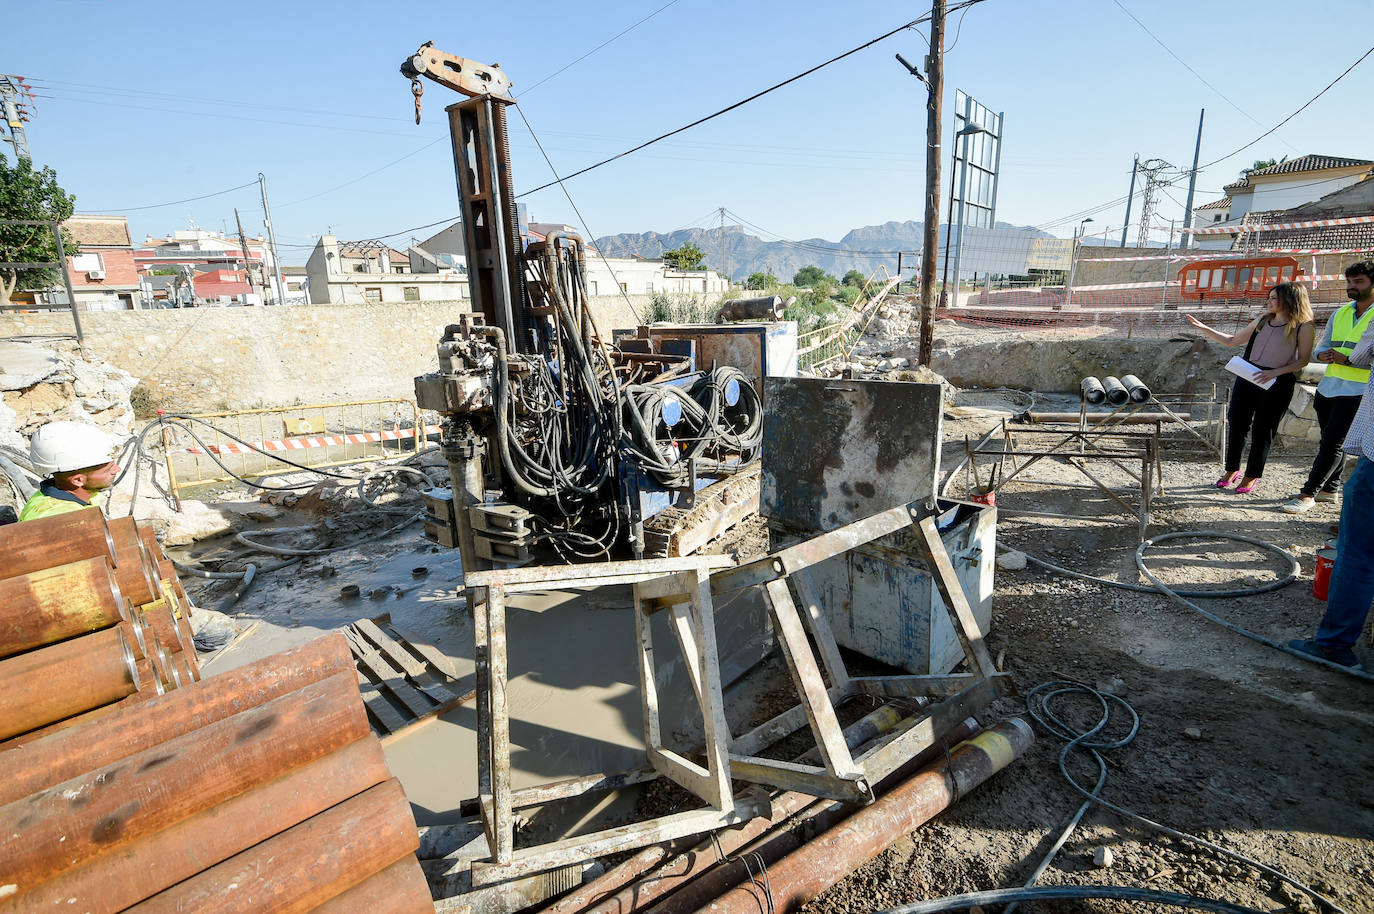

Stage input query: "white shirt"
[{"left": 1340, "top": 335, "right": 1374, "bottom": 460}]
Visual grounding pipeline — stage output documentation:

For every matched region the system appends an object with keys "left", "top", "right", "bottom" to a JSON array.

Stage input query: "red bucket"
[
  {"left": 971, "top": 488, "right": 996, "bottom": 507},
  {"left": 1313, "top": 546, "right": 1337, "bottom": 601}
]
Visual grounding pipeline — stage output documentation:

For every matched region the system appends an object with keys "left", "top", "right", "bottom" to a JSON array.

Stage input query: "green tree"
[
  {"left": 661, "top": 242, "right": 705, "bottom": 271},
  {"left": 745, "top": 271, "right": 778, "bottom": 290},
  {"left": 811, "top": 276, "right": 836, "bottom": 302},
  {"left": 1242, "top": 156, "right": 1285, "bottom": 176},
  {"left": 0, "top": 157, "right": 77, "bottom": 305},
  {"left": 793, "top": 265, "right": 831, "bottom": 287},
  {"left": 842, "top": 269, "right": 865, "bottom": 288}
]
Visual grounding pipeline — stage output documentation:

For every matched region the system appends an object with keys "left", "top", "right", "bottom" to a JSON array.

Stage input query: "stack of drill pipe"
[
  {"left": 0, "top": 625, "right": 142, "bottom": 742},
  {"left": 0, "top": 633, "right": 433, "bottom": 914}
]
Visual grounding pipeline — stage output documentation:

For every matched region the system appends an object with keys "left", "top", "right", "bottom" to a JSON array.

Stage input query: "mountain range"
[{"left": 594, "top": 220, "right": 1060, "bottom": 283}]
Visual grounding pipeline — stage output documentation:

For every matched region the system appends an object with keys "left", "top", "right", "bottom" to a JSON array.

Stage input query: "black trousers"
[
  {"left": 1300, "top": 392, "right": 1362, "bottom": 496},
  {"left": 1225, "top": 374, "right": 1296, "bottom": 478}
]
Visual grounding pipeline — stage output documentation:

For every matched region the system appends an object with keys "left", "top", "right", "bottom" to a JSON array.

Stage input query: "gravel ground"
[{"left": 802, "top": 415, "right": 1374, "bottom": 914}]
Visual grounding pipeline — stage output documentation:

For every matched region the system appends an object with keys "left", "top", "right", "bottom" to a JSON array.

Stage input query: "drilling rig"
[{"left": 401, "top": 43, "right": 765, "bottom": 573}]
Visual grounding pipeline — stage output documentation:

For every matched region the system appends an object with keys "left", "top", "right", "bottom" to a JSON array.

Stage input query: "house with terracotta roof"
[
  {"left": 61, "top": 214, "right": 142, "bottom": 311},
  {"left": 1192, "top": 155, "right": 1374, "bottom": 250}
]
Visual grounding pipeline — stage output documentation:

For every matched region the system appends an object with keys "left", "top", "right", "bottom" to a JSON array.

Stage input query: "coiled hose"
[{"left": 994, "top": 680, "right": 1346, "bottom": 914}]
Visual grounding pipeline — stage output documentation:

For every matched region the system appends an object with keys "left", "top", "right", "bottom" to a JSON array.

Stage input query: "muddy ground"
[
  {"left": 177, "top": 406, "right": 1374, "bottom": 914},
  {"left": 802, "top": 416, "right": 1374, "bottom": 914}
]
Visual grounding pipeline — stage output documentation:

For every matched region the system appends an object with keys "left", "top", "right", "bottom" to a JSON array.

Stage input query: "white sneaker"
[{"left": 1281, "top": 496, "right": 1315, "bottom": 515}]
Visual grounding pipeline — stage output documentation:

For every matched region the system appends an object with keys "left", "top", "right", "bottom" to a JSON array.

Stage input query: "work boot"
[{"left": 1287, "top": 638, "right": 1362, "bottom": 670}]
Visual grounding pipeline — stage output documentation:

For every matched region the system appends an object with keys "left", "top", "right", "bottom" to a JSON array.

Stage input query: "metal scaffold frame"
[{"left": 455, "top": 497, "right": 1009, "bottom": 886}]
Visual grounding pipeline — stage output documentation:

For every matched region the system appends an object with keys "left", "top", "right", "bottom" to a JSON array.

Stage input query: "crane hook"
[{"left": 411, "top": 78, "right": 424, "bottom": 125}]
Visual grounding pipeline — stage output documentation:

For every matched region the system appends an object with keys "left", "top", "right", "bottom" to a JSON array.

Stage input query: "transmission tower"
[
  {"left": 1134, "top": 158, "right": 1173, "bottom": 248},
  {"left": 0, "top": 75, "right": 35, "bottom": 161}
]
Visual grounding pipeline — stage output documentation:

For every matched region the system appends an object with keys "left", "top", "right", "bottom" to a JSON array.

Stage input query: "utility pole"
[
  {"left": 234, "top": 208, "right": 261, "bottom": 305},
  {"left": 896, "top": 0, "right": 944, "bottom": 366},
  {"left": 719, "top": 206, "right": 727, "bottom": 286},
  {"left": 1181, "top": 109, "right": 1205, "bottom": 250},
  {"left": 1120, "top": 155, "right": 1138, "bottom": 247},
  {"left": 258, "top": 173, "right": 287, "bottom": 305},
  {"left": 0, "top": 75, "right": 33, "bottom": 161}
]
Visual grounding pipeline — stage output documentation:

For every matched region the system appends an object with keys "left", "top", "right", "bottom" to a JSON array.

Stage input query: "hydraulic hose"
[{"left": 876, "top": 886, "right": 1267, "bottom": 914}]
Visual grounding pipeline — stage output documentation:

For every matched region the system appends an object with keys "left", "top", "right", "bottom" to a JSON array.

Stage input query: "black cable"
[
  {"left": 1016, "top": 680, "right": 1346, "bottom": 914},
  {"left": 876, "top": 885, "right": 1266, "bottom": 914},
  {"left": 82, "top": 180, "right": 258, "bottom": 213}
]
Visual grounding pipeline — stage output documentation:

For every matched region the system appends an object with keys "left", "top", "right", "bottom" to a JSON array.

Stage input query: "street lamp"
[
  {"left": 1065, "top": 218, "right": 1094, "bottom": 308},
  {"left": 949, "top": 124, "right": 990, "bottom": 305}
]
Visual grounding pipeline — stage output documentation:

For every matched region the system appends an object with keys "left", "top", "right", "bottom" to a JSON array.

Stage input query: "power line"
[
  {"left": 277, "top": 136, "right": 448, "bottom": 207},
  {"left": 512, "top": 104, "right": 646, "bottom": 322},
  {"left": 518, "top": 0, "right": 682, "bottom": 97},
  {"left": 1108, "top": 0, "right": 1298, "bottom": 152},
  {"left": 516, "top": 0, "right": 988, "bottom": 198},
  {"left": 83, "top": 180, "right": 258, "bottom": 214},
  {"left": 1035, "top": 42, "right": 1373, "bottom": 234}
]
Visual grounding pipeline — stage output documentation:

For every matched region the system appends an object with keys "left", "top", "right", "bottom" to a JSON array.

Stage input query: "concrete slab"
[{"left": 0, "top": 341, "right": 61, "bottom": 390}]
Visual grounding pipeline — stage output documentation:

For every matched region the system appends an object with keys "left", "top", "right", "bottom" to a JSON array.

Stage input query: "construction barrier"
[{"left": 158, "top": 398, "right": 436, "bottom": 499}]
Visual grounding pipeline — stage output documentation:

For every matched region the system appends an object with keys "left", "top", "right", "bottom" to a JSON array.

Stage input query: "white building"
[
  {"left": 305, "top": 235, "right": 468, "bottom": 304},
  {"left": 1194, "top": 155, "right": 1374, "bottom": 250}
]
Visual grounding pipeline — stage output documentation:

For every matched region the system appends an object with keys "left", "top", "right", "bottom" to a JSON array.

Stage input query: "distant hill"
[{"left": 595, "top": 220, "right": 1059, "bottom": 282}]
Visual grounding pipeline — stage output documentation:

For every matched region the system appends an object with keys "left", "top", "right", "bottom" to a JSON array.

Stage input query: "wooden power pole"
[
  {"left": 234, "top": 208, "right": 260, "bottom": 304},
  {"left": 918, "top": 1, "right": 945, "bottom": 366}
]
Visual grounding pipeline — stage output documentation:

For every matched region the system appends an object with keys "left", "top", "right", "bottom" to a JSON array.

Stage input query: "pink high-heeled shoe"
[
  {"left": 1236, "top": 478, "right": 1261, "bottom": 495},
  {"left": 1215, "top": 471, "right": 1241, "bottom": 489}
]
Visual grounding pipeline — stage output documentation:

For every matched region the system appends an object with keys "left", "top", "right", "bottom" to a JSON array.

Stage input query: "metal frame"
[
  {"left": 454, "top": 500, "right": 1008, "bottom": 885},
  {"left": 966, "top": 422, "right": 1160, "bottom": 542},
  {"left": 0, "top": 218, "right": 83, "bottom": 344}
]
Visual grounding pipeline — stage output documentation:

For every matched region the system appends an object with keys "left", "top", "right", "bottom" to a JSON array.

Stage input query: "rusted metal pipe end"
[{"left": 118, "top": 625, "right": 139, "bottom": 692}]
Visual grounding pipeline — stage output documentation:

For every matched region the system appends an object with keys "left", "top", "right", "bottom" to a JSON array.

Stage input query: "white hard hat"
[{"left": 28, "top": 421, "right": 116, "bottom": 475}]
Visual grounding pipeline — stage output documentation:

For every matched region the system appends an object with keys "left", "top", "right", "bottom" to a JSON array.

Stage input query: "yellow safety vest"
[
  {"left": 1327, "top": 302, "right": 1374, "bottom": 384},
  {"left": 17, "top": 487, "right": 102, "bottom": 522}
]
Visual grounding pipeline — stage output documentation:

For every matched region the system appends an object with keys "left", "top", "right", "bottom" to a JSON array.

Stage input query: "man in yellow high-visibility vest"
[
  {"left": 17, "top": 421, "right": 121, "bottom": 521},
  {"left": 1281, "top": 261, "right": 1374, "bottom": 514}
]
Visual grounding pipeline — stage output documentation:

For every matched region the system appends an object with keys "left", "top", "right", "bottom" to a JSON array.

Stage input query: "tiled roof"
[
  {"left": 1245, "top": 154, "right": 1374, "bottom": 178},
  {"left": 1195, "top": 198, "right": 1231, "bottom": 211},
  {"left": 65, "top": 216, "right": 132, "bottom": 247},
  {"left": 1224, "top": 177, "right": 1250, "bottom": 192}
]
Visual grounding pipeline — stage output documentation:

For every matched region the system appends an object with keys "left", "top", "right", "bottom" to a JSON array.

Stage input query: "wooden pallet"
[
  {"left": 642, "top": 463, "right": 761, "bottom": 557},
  {"left": 344, "top": 613, "right": 474, "bottom": 744}
]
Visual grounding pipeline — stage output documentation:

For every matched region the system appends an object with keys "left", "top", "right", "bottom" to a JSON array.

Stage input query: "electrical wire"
[
  {"left": 1004, "top": 679, "right": 1347, "bottom": 914},
  {"left": 876, "top": 885, "right": 1267, "bottom": 914},
  {"left": 1108, "top": 0, "right": 1299, "bottom": 153},
  {"left": 515, "top": 0, "right": 988, "bottom": 198},
  {"left": 83, "top": 180, "right": 258, "bottom": 214},
  {"left": 517, "top": 0, "right": 683, "bottom": 97}
]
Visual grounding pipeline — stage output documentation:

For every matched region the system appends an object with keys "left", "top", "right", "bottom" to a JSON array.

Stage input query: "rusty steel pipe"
[
  {"left": 0, "top": 677, "right": 160, "bottom": 751},
  {"left": 119, "top": 612, "right": 149, "bottom": 660},
  {"left": 0, "top": 555, "right": 127, "bottom": 658},
  {"left": 0, "top": 626, "right": 138, "bottom": 741},
  {"left": 106, "top": 516, "right": 161, "bottom": 606},
  {"left": 0, "top": 508, "right": 120, "bottom": 579},
  {"left": 133, "top": 658, "right": 165, "bottom": 694},
  {"left": 566, "top": 704, "right": 944, "bottom": 914},
  {"left": 0, "top": 633, "right": 354, "bottom": 804},
  {"left": 645, "top": 720, "right": 979, "bottom": 914},
  {"left": 140, "top": 603, "right": 186, "bottom": 654},
  {"left": 308, "top": 857, "right": 436, "bottom": 914},
  {"left": 138, "top": 524, "right": 167, "bottom": 563},
  {"left": 123, "top": 779, "right": 419, "bottom": 914},
  {"left": 10, "top": 737, "right": 394, "bottom": 913},
  {"left": 691, "top": 719, "right": 1034, "bottom": 914},
  {"left": 0, "top": 669, "right": 370, "bottom": 893}
]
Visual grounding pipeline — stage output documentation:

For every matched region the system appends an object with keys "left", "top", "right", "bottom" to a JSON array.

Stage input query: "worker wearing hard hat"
[{"left": 18, "top": 421, "right": 121, "bottom": 522}]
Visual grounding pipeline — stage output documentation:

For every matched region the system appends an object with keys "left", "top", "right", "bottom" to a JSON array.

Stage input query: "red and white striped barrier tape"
[
  {"left": 1189, "top": 214, "right": 1374, "bottom": 236},
  {"left": 1079, "top": 247, "right": 1374, "bottom": 263},
  {"left": 179, "top": 425, "right": 441, "bottom": 456},
  {"left": 1071, "top": 274, "right": 1349, "bottom": 292}
]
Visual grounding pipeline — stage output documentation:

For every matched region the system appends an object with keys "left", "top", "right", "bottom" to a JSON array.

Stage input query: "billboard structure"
[{"left": 947, "top": 90, "right": 1004, "bottom": 287}]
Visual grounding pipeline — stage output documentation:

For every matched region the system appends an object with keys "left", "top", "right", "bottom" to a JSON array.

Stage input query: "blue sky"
[{"left": 7, "top": 0, "right": 1372, "bottom": 263}]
